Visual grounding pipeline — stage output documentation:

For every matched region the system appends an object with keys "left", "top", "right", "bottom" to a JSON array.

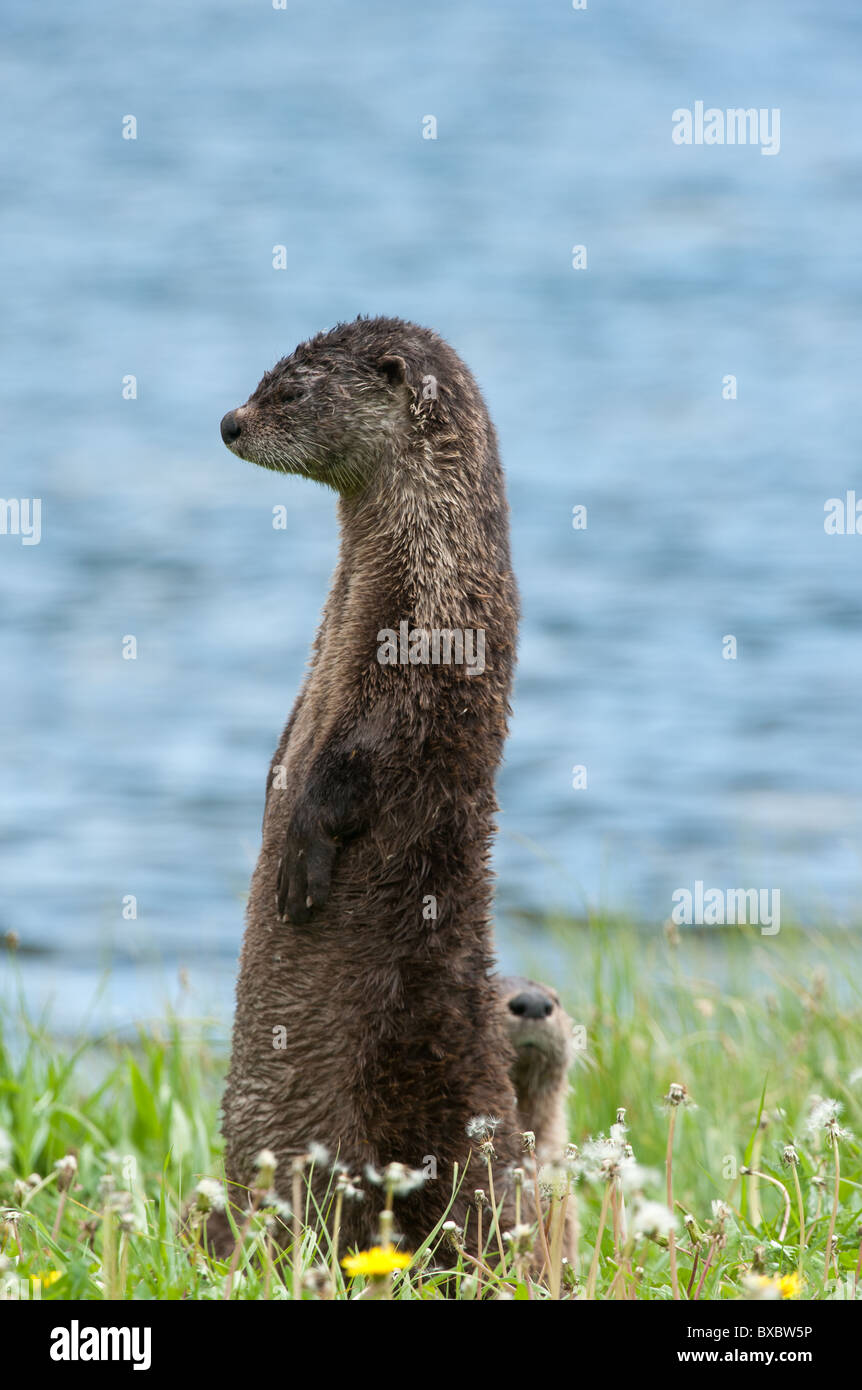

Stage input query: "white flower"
[
  {"left": 742, "top": 1273, "right": 781, "bottom": 1301},
  {"left": 576, "top": 1133, "right": 628, "bottom": 1181},
  {"left": 618, "top": 1156, "right": 658, "bottom": 1194},
  {"left": 631, "top": 1199, "right": 677, "bottom": 1239},
  {"left": 381, "top": 1162, "right": 426, "bottom": 1197},
  {"left": 335, "top": 1171, "right": 363, "bottom": 1201},
  {"left": 54, "top": 1154, "right": 77, "bottom": 1191},
  {"left": 806, "top": 1096, "right": 851, "bottom": 1143},
  {"left": 663, "top": 1082, "right": 694, "bottom": 1109},
  {"left": 258, "top": 1189, "right": 292, "bottom": 1219},
  {"left": 466, "top": 1115, "right": 500, "bottom": 1141},
  {"left": 538, "top": 1162, "right": 571, "bottom": 1199},
  {"left": 806, "top": 1096, "right": 841, "bottom": 1134},
  {"left": 194, "top": 1178, "right": 226, "bottom": 1214}
]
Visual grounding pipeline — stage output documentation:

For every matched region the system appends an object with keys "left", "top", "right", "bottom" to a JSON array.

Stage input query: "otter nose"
[
  {"left": 509, "top": 991, "right": 553, "bottom": 1020},
  {"left": 220, "top": 411, "right": 242, "bottom": 445}
]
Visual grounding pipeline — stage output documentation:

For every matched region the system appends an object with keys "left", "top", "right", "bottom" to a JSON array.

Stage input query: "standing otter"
[
  {"left": 218, "top": 316, "right": 525, "bottom": 1255},
  {"left": 498, "top": 976, "right": 574, "bottom": 1161}
]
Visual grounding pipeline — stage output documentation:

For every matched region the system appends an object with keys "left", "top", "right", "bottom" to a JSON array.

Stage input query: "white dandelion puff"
[
  {"left": 631, "top": 1199, "right": 677, "bottom": 1239},
  {"left": 194, "top": 1178, "right": 226, "bottom": 1214}
]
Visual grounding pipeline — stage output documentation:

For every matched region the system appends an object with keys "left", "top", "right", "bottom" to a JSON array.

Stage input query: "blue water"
[{"left": 2, "top": 0, "right": 862, "bottom": 1033}]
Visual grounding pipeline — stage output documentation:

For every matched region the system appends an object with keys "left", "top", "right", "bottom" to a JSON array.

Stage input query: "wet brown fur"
[{"left": 217, "top": 317, "right": 526, "bottom": 1254}]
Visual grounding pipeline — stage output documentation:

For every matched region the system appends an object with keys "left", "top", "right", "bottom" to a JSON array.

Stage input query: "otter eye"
[{"left": 281, "top": 388, "right": 303, "bottom": 405}]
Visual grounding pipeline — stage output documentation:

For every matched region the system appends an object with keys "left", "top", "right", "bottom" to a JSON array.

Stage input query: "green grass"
[{"left": 1, "top": 917, "right": 860, "bottom": 1300}]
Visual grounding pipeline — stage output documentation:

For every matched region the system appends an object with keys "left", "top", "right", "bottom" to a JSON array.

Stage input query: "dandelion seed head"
[
  {"left": 254, "top": 1148, "right": 278, "bottom": 1188},
  {"left": 466, "top": 1114, "right": 500, "bottom": 1142},
  {"left": 194, "top": 1178, "right": 226, "bottom": 1214},
  {"left": 538, "top": 1162, "right": 571, "bottom": 1199},
  {"left": 53, "top": 1154, "right": 77, "bottom": 1191},
  {"left": 441, "top": 1220, "right": 464, "bottom": 1248},
  {"left": 503, "top": 1223, "right": 534, "bottom": 1254},
  {"left": 806, "top": 1096, "right": 851, "bottom": 1144},
  {"left": 301, "top": 1262, "right": 332, "bottom": 1293},
  {"left": 806, "top": 1095, "right": 840, "bottom": 1134},
  {"left": 381, "top": 1161, "right": 426, "bottom": 1196},
  {"left": 577, "top": 1132, "right": 629, "bottom": 1183},
  {"left": 663, "top": 1082, "right": 693, "bottom": 1109},
  {"left": 259, "top": 1190, "right": 292, "bottom": 1220},
  {"left": 631, "top": 1198, "right": 677, "bottom": 1239},
  {"left": 618, "top": 1156, "right": 658, "bottom": 1195}
]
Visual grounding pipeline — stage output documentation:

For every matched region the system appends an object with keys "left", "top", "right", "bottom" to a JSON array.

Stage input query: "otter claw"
[{"left": 276, "top": 825, "right": 339, "bottom": 924}]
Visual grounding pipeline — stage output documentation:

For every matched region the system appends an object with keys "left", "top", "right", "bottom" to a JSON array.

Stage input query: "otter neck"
[{"left": 336, "top": 437, "right": 500, "bottom": 628}]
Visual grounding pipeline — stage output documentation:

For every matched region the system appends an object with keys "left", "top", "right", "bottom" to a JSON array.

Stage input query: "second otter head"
[
  {"left": 499, "top": 975, "right": 573, "bottom": 1084},
  {"left": 220, "top": 316, "right": 447, "bottom": 497}
]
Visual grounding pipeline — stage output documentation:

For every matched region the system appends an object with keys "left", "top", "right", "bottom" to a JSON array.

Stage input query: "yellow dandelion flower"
[
  {"left": 341, "top": 1245, "right": 411, "bottom": 1277},
  {"left": 35, "top": 1270, "right": 63, "bottom": 1288},
  {"left": 751, "top": 1272, "right": 802, "bottom": 1300}
]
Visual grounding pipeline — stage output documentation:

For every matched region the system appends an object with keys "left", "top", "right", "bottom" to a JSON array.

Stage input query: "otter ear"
[{"left": 378, "top": 354, "right": 410, "bottom": 388}]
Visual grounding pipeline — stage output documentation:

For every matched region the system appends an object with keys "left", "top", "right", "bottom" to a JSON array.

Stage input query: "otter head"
[
  {"left": 499, "top": 975, "right": 573, "bottom": 1092},
  {"left": 220, "top": 316, "right": 444, "bottom": 497}
]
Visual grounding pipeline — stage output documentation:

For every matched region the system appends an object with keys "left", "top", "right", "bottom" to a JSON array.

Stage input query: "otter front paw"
[
  {"left": 276, "top": 820, "right": 339, "bottom": 925},
  {"left": 274, "top": 745, "right": 373, "bottom": 924}
]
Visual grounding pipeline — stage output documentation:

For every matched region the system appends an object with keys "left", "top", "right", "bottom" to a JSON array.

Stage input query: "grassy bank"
[{"left": 1, "top": 918, "right": 860, "bottom": 1299}]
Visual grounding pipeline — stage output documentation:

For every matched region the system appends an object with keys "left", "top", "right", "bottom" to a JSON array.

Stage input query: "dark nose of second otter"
[
  {"left": 220, "top": 411, "right": 242, "bottom": 445},
  {"left": 509, "top": 991, "right": 553, "bottom": 1020}
]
